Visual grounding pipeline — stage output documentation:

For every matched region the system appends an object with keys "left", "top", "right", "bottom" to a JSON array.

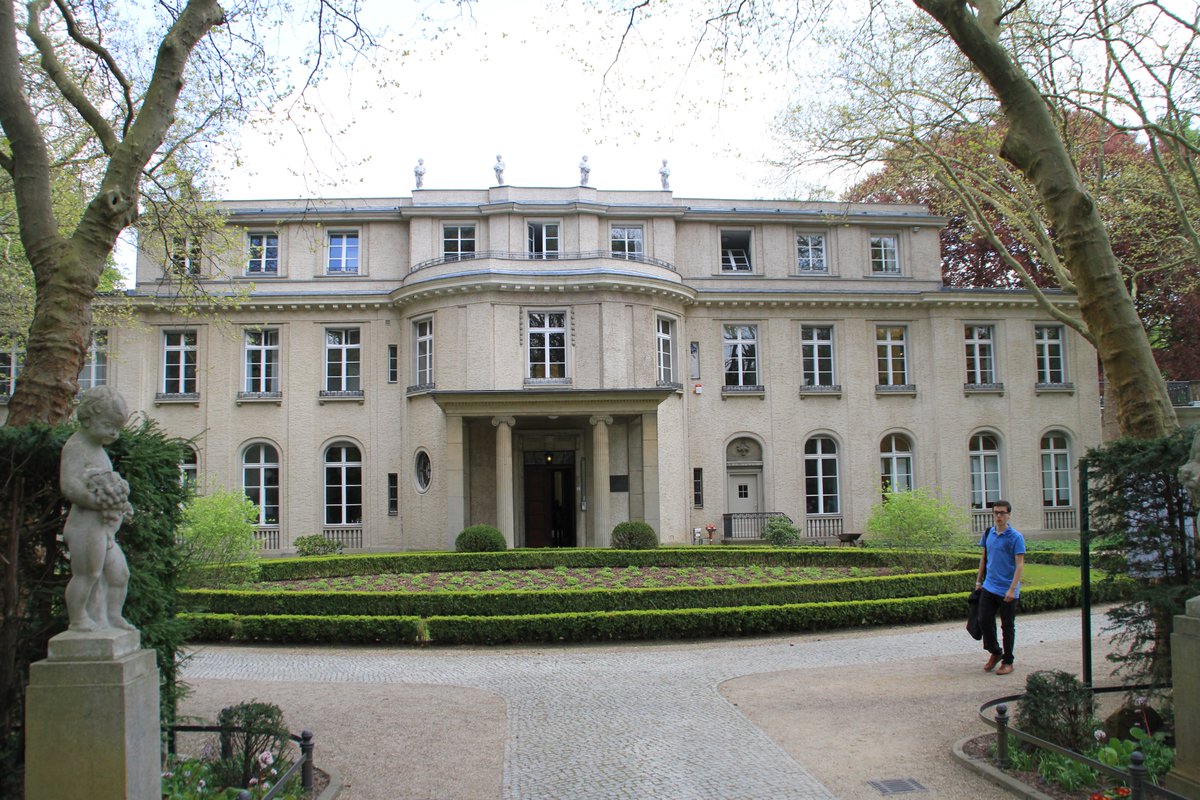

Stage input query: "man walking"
[{"left": 976, "top": 500, "right": 1025, "bottom": 675}]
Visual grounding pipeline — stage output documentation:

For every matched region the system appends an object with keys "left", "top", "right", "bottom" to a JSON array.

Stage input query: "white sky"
[{"left": 213, "top": 1, "right": 826, "bottom": 202}]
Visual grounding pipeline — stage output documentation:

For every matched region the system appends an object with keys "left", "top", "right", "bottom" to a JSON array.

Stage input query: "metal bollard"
[
  {"left": 995, "top": 704, "right": 1010, "bottom": 769},
  {"left": 1128, "top": 749, "right": 1146, "bottom": 800},
  {"left": 301, "top": 730, "right": 314, "bottom": 790}
]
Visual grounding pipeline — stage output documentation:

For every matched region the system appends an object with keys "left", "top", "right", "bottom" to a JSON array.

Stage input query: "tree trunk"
[{"left": 914, "top": 0, "right": 1177, "bottom": 439}]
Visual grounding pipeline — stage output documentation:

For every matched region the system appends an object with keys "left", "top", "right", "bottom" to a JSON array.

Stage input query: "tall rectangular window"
[
  {"left": 969, "top": 433, "right": 1002, "bottom": 509},
  {"left": 875, "top": 325, "right": 909, "bottom": 386},
  {"left": 414, "top": 318, "right": 434, "bottom": 386},
  {"left": 656, "top": 317, "right": 675, "bottom": 384},
  {"left": 170, "top": 236, "right": 202, "bottom": 275},
  {"left": 527, "top": 222, "right": 559, "bottom": 259},
  {"left": 801, "top": 325, "right": 835, "bottom": 387},
  {"left": 324, "top": 328, "right": 361, "bottom": 393},
  {"left": 692, "top": 467, "right": 704, "bottom": 508},
  {"left": 1040, "top": 432, "right": 1072, "bottom": 507},
  {"left": 611, "top": 226, "right": 644, "bottom": 259},
  {"left": 1035, "top": 325, "right": 1066, "bottom": 384},
  {"left": 722, "top": 324, "right": 758, "bottom": 386},
  {"left": 387, "top": 344, "right": 399, "bottom": 384},
  {"left": 795, "top": 233, "right": 827, "bottom": 273},
  {"left": 387, "top": 472, "right": 399, "bottom": 516},
  {"left": 247, "top": 232, "right": 279, "bottom": 275},
  {"left": 162, "top": 331, "right": 197, "bottom": 395},
  {"left": 244, "top": 329, "right": 280, "bottom": 394},
  {"left": 720, "top": 230, "right": 752, "bottom": 271},
  {"left": 527, "top": 311, "right": 567, "bottom": 379},
  {"left": 964, "top": 324, "right": 996, "bottom": 385},
  {"left": 327, "top": 232, "right": 360, "bottom": 274},
  {"left": 805, "top": 437, "right": 840, "bottom": 514},
  {"left": 78, "top": 331, "right": 108, "bottom": 390},
  {"left": 443, "top": 224, "right": 476, "bottom": 261},
  {"left": 0, "top": 343, "right": 23, "bottom": 397},
  {"left": 870, "top": 234, "right": 900, "bottom": 274}
]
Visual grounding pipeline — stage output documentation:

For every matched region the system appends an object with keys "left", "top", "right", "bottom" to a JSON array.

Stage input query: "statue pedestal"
[
  {"left": 25, "top": 629, "right": 160, "bottom": 800},
  {"left": 1168, "top": 595, "right": 1200, "bottom": 797}
]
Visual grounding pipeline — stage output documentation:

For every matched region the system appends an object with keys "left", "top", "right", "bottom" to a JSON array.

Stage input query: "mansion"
[{"left": 5, "top": 184, "right": 1102, "bottom": 551}]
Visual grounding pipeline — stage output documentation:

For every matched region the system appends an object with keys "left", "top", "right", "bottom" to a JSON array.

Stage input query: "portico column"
[
  {"left": 590, "top": 415, "right": 613, "bottom": 547},
  {"left": 641, "top": 412, "right": 660, "bottom": 538},
  {"left": 445, "top": 415, "right": 465, "bottom": 548},
  {"left": 492, "top": 416, "right": 516, "bottom": 548}
]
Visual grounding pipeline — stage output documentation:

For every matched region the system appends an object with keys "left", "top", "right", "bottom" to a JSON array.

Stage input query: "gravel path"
[{"left": 181, "top": 606, "right": 1118, "bottom": 799}]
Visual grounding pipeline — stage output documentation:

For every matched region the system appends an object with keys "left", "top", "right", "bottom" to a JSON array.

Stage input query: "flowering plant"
[{"left": 1090, "top": 787, "right": 1132, "bottom": 800}]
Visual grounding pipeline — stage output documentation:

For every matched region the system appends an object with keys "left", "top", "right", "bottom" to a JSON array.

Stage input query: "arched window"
[
  {"left": 969, "top": 433, "right": 1002, "bottom": 509},
  {"left": 804, "top": 436, "right": 840, "bottom": 515},
  {"left": 1040, "top": 431, "right": 1072, "bottom": 508},
  {"left": 178, "top": 445, "right": 199, "bottom": 488},
  {"left": 324, "top": 443, "right": 362, "bottom": 525},
  {"left": 880, "top": 434, "right": 914, "bottom": 494},
  {"left": 242, "top": 444, "right": 280, "bottom": 526}
]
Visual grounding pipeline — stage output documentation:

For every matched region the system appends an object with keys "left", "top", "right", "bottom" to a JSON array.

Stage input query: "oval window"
[{"left": 414, "top": 450, "right": 432, "bottom": 492}]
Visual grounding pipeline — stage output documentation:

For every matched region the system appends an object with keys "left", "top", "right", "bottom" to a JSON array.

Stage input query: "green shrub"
[
  {"left": 866, "top": 489, "right": 973, "bottom": 570},
  {"left": 611, "top": 521, "right": 658, "bottom": 549},
  {"left": 293, "top": 534, "right": 344, "bottom": 557},
  {"left": 1015, "top": 670, "right": 1098, "bottom": 752},
  {"left": 455, "top": 524, "right": 507, "bottom": 552},
  {"left": 212, "top": 701, "right": 290, "bottom": 790},
  {"left": 176, "top": 490, "right": 261, "bottom": 587},
  {"left": 762, "top": 516, "right": 802, "bottom": 547}
]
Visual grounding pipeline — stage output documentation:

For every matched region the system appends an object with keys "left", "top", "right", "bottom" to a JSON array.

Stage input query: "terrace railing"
[{"left": 410, "top": 250, "right": 678, "bottom": 273}]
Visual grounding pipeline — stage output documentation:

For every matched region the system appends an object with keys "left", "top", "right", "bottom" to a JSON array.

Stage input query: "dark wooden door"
[{"left": 523, "top": 465, "right": 575, "bottom": 547}]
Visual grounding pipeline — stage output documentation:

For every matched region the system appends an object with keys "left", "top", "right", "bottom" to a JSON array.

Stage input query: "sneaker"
[
  {"left": 996, "top": 663, "right": 1014, "bottom": 675},
  {"left": 984, "top": 653, "right": 1001, "bottom": 672}
]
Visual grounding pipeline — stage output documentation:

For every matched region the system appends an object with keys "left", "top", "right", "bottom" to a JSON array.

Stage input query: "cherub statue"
[
  {"left": 60, "top": 386, "right": 136, "bottom": 633},
  {"left": 494, "top": 154, "right": 506, "bottom": 185},
  {"left": 579, "top": 155, "right": 591, "bottom": 186},
  {"left": 414, "top": 158, "right": 426, "bottom": 189},
  {"left": 659, "top": 158, "right": 671, "bottom": 190}
]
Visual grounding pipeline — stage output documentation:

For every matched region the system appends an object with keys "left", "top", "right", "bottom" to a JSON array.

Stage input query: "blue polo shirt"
[{"left": 980, "top": 525, "right": 1026, "bottom": 598}]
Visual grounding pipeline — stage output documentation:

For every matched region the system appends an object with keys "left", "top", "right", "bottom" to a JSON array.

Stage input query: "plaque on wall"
[{"left": 609, "top": 475, "right": 630, "bottom": 492}]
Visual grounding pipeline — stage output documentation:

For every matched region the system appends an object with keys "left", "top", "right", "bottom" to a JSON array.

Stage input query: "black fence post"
[
  {"left": 220, "top": 729, "right": 232, "bottom": 760},
  {"left": 1129, "top": 750, "right": 1146, "bottom": 800},
  {"left": 301, "top": 730, "right": 314, "bottom": 791},
  {"left": 995, "top": 704, "right": 1010, "bottom": 768}
]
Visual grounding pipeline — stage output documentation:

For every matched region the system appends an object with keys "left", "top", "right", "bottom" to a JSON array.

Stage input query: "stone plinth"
[
  {"left": 1168, "top": 594, "right": 1200, "bottom": 798},
  {"left": 25, "top": 629, "right": 160, "bottom": 800}
]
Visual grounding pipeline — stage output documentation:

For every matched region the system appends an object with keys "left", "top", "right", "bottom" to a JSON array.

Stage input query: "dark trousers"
[{"left": 979, "top": 589, "right": 1017, "bottom": 664}]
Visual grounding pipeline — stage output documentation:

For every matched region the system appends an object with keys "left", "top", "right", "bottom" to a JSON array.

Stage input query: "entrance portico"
[{"left": 431, "top": 389, "right": 673, "bottom": 548}]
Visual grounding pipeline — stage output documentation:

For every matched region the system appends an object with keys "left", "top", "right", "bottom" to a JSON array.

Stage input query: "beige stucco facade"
[{"left": 28, "top": 185, "right": 1103, "bottom": 552}]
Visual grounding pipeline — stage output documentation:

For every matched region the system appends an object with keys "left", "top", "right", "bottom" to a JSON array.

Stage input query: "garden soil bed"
[{"left": 961, "top": 734, "right": 1130, "bottom": 800}]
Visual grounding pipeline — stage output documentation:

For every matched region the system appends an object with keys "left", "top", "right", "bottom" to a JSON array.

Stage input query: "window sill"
[
  {"left": 799, "top": 384, "right": 842, "bottom": 398},
  {"left": 656, "top": 380, "right": 684, "bottom": 392},
  {"left": 714, "top": 269, "right": 758, "bottom": 276},
  {"left": 964, "top": 382, "right": 1005, "bottom": 396},
  {"left": 794, "top": 270, "right": 833, "bottom": 277},
  {"left": 319, "top": 390, "right": 365, "bottom": 404},
  {"left": 406, "top": 382, "right": 437, "bottom": 395},
  {"left": 317, "top": 271, "right": 365, "bottom": 278},
  {"left": 155, "top": 392, "right": 200, "bottom": 405},
  {"left": 239, "top": 272, "right": 283, "bottom": 279},
  {"left": 1035, "top": 382, "right": 1075, "bottom": 395},
  {"left": 524, "top": 377, "right": 572, "bottom": 388},
  {"left": 236, "top": 391, "right": 283, "bottom": 405},
  {"left": 721, "top": 385, "right": 765, "bottom": 398},
  {"left": 876, "top": 384, "right": 917, "bottom": 397}
]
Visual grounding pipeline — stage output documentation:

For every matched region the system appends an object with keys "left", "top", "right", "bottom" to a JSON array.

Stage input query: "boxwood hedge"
[{"left": 183, "top": 581, "right": 1124, "bottom": 646}]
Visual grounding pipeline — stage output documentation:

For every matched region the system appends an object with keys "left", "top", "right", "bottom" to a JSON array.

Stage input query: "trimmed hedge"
[
  {"left": 238, "top": 547, "right": 984, "bottom": 583},
  {"left": 182, "top": 613, "right": 424, "bottom": 644},
  {"left": 182, "top": 570, "right": 976, "bottom": 618},
  {"left": 184, "top": 581, "right": 1126, "bottom": 646}
]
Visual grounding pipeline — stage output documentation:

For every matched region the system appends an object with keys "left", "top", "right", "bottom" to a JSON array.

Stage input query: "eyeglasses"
[{"left": 992, "top": 510, "right": 1010, "bottom": 516}]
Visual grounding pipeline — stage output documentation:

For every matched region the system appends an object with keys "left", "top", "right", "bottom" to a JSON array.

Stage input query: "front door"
[
  {"left": 524, "top": 464, "right": 576, "bottom": 547},
  {"left": 727, "top": 472, "right": 761, "bottom": 515}
]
